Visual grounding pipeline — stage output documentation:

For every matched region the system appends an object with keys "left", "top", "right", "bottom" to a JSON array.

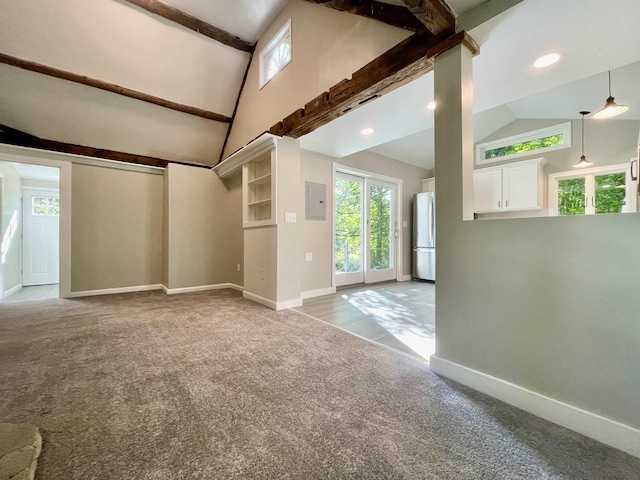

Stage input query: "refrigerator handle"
[{"left": 430, "top": 197, "right": 435, "bottom": 245}]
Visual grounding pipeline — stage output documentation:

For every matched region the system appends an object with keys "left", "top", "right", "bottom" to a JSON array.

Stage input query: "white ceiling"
[
  {"left": 157, "top": 0, "right": 288, "bottom": 43},
  {"left": 300, "top": 0, "right": 640, "bottom": 170}
]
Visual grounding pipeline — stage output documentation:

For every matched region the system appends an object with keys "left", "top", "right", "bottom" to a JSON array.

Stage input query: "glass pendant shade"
[
  {"left": 574, "top": 155, "right": 593, "bottom": 168},
  {"left": 593, "top": 96, "right": 629, "bottom": 118},
  {"left": 594, "top": 71, "right": 628, "bottom": 119}
]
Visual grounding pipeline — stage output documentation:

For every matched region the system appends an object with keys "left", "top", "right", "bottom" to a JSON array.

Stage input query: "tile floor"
[{"left": 296, "top": 280, "right": 435, "bottom": 362}]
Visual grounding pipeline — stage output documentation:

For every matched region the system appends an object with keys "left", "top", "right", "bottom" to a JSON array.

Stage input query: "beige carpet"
[{"left": 1, "top": 289, "right": 638, "bottom": 479}]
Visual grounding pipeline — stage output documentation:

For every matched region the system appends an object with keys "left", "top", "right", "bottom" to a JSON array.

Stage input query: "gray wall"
[
  {"left": 435, "top": 49, "right": 640, "bottom": 430},
  {"left": 299, "top": 149, "right": 429, "bottom": 294},
  {"left": 478, "top": 119, "right": 640, "bottom": 174},
  {"left": 164, "top": 164, "right": 243, "bottom": 289},
  {"left": 71, "top": 164, "right": 163, "bottom": 291}
]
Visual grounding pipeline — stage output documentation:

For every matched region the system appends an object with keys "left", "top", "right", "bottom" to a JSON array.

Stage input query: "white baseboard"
[
  {"left": 301, "top": 286, "right": 336, "bottom": 300},
  {"left": 243, "top": 291, "right": 276, "bottom": 309},
  {"left": 162, "top": 283, "right": 244, "bottom": 295},
  {"left": 276, "top": 298, "right": 303, "bottom": 310},
  {"left": 398, "top": 275, "right": 412, "bottom": 282},
  {"left": 430, "top": 355, "right": 640, "bottom": 459},
  {"left": 67, "top": 284, "right": 162, "bottom": 298},
  {"left": 243, "top": 291, "right": 303, "bottom": 310},
  {"left": 3, "top": 283, "right": 22, "bottom": 298}
]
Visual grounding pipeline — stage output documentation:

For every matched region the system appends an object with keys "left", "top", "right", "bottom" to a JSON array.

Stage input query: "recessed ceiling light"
[
  {"left": 361, "top": 127, "right": 375, "bottom": 135},
  {"left": 533, "top": 52, "right": 562, "bottom": 68},
  {"left": 427, "top": 101, "right": 436, "bottom": 110}
]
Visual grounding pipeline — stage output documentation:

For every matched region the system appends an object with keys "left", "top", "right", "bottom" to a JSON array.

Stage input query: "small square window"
[
  {"left": 259, "top": 20, "right": 292, "bottom": 88},
  {"left": 32, "top": 196, "right": 60, "bottom": 216}
]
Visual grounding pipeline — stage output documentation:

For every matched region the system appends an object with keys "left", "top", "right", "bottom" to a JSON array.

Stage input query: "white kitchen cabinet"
[
  {"left": 473, "top": 158, "right": 545, "bottom": 213},
  {"left": 474, "top": 169, "right": 502, "bottom": 212},
  {"left": 421, "top": 177, "right": 435, "bottom": 192}
]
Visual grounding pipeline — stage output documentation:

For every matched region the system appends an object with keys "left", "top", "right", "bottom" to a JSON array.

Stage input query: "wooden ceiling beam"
[
  {"left": 400, "top": 0, "right": 456, "bottom": 37},
  {"left": 306, "top": 0, "right": 426, "bottom": 31},
  {"left": 0, "top": 124, "right": 212, "bottom": 170},
  {"left": 0, "top": 52, "right": 232, "bottom": 123},
  {"left": 269, "top": 30, "right": 478, "bottom": 139},
  {"left": 123, "top": 0, "right": 254, "bottom": 53}
]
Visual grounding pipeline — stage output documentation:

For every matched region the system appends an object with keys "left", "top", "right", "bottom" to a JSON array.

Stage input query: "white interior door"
[
  {"left": 22, "top": 189, "right": 60, "bottom": 286},
  {"left": 334, "top": 172, "right": 398, "bottom": 287}
]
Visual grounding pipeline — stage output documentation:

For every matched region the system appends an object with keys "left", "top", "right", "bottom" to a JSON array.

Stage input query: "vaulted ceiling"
[
  {"left": 0, "top": 0, "right": 287, "bottom": 167},
  {"left": 0, "top": 0, "right": 483, "bottom": 169}
]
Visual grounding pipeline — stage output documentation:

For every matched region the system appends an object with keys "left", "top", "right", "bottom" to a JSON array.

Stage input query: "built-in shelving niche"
[{"left": 213, "top": 133, "right": 278, "bottom": 228}]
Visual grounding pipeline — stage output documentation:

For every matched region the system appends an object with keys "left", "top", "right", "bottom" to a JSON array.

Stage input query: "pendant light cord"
[
  {"left": 608, "top": 70, "right": 612, "bottom": 97},
  {"left": 581, "top": 113, "right": 585, "bottom": 156}
]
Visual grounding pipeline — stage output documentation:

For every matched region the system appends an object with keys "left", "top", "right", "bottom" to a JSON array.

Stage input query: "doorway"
[
  {"left": 334, "top": 167, "right": 401, "bottom": 287},
  {"left": 0, "top": 154, "right": 66, "bottom": 301}
]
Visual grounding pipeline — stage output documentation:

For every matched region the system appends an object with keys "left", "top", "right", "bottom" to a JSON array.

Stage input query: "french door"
[{"left": 334, "top": 172, "right": 397, "bottom": 287}]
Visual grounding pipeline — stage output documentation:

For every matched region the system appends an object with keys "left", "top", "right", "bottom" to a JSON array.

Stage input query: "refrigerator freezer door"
[
  {"left": 413, "top": 248, "right": 435, "bottom": 281},
  {"left": 413, "top": 192, "right": 435, "bottom": 248}
]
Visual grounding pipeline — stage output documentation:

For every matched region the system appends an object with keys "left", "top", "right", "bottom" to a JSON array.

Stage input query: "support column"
[
  {"left": 432, "top": 40, "right": 475, "bottom": 361},
  {"left": 434, "top": 43, "right": 475, "bottom": 223}
]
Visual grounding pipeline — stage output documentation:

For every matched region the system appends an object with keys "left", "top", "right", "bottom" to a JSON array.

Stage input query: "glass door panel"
[
  {"left": 334, "top": 173, "right": 364, "bottom": 286},
  {"left": 366, "top": 180, "right": 396, "bottom": 283}
]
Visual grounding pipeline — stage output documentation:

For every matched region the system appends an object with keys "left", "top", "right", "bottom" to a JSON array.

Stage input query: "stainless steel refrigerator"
[{"left": 412, "top": 192, "right": 435, "bottom": 281}]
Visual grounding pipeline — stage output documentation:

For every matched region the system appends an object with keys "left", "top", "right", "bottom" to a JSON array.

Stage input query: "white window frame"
[
  {"left": 548, "top": 162, "right": 636, "bottom": 216},
  {"left": 259, "top": 19, "right": 292, "bottom": 88},
  {"left": 476, "top": 122, "right": 572, "bottom": 165}
]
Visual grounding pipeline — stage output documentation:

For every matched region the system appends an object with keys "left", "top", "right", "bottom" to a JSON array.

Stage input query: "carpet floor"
[{"left": 0, "top": 289, "right": 638, "bottom": 479}]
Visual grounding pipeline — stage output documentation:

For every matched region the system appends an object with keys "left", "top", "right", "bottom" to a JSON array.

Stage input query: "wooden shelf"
[
  {"left": 242, "top": 146, "right": 277, "bottom": 228},
  {"left": 248, "top": 173, "right": 271, "bottom": 186},
  {"left": 248, "top": 198, "right": 271, "bottom": 207}
]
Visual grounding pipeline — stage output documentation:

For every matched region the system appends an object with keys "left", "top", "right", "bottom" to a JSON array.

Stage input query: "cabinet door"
[
  {"left": 474, "top": 169, "right": 503, "bottom": 213},
  {"left": 421, "top": 178, "right": 435, "bottom": 192},
  {"left": 503, "top": 162, "right": 540, "bottom": 210}
]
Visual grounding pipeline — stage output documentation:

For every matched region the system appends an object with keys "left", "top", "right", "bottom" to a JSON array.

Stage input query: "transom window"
[
  {"left": 32, "top": 196, "right": 60, "bottom": 216},
  {"left": 476, "top": 122, "right": 572, "bottom": 165},
  {"left": 259, "top": 20, "right": 292, "bottom": 88},
  {"left": 549, "top": 163, "right": 636, "bottom": 216}
]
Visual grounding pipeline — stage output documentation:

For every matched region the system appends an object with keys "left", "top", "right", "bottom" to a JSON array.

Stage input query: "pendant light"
[
  {"left": 593, "top": 70, "right": 628, "bottom": 118},
  {"left": 574, "top": 111, "right": 593, "bottom": 168}
]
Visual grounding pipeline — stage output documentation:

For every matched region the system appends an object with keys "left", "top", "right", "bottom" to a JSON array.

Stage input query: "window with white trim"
[
  {"left": 32, "top": 196, "right": 60, "bottom": 216},
  {"left": 548, "top": 163, "right": 636, "bottom": 216},
  {"left": 476, "top": 122, "right": 572, "bottom": 165},
  {"left": 259, "top": 20, "right": 292, "bottom": 88}
]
